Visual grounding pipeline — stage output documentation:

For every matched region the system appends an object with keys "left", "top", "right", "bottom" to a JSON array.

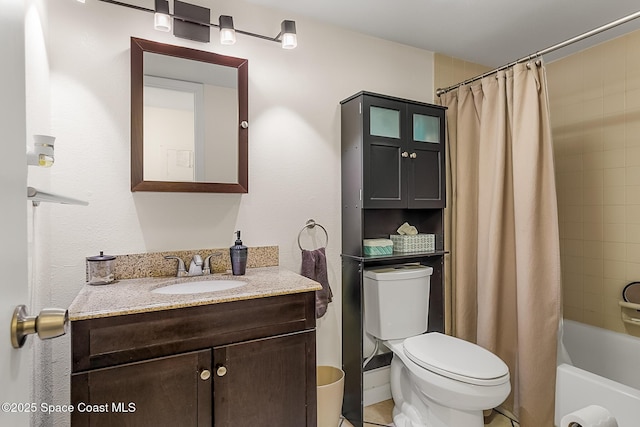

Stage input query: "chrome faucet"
[
  {"left": 188, "top": 254, "right": 203, "bottom": 276},
  {"left": 202, "top": 254, "right": 217, "bottom": 275},
  {"left": 203, "top": 253, "right": 224, "bottom": 274},
  {"left": 164, "top": 256, "right": 188, "bottom": 277},
  {"left": 165, "top": 254, "right": 219, "bottom": 277}
]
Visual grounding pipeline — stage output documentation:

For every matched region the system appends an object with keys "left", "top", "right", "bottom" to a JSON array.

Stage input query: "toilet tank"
[{"left": 363, "top": 264, "right": 432, "bottom": 340}]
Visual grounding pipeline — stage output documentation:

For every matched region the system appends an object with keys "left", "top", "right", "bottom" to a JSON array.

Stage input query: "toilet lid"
[{"left": 403, "top": 333, "right": 509, "bottom": 386}]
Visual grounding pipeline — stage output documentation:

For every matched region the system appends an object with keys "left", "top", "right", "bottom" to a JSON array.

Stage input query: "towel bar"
[{"left": 297, "top": 219, "right": 328, "bottom": 251}]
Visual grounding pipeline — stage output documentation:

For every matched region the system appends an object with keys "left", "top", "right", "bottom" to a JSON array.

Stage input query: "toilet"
[{"left": 364, "top": 264, "right": 511, "bottom": 427}]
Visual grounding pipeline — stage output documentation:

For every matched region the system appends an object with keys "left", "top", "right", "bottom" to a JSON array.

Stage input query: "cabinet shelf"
[{"left": 342, "top": 250, "right": 448, "bottom": 263}]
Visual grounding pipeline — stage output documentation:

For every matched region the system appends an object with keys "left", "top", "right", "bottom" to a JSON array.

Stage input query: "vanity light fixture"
[
  {"left": 219, "top": 15, "right": 236, "bottom": 45},
  {"left": 91, "top": 0, "right": 298, "bottom": 48},
  {"left": 280, "top": 20, "right": 297, "bottom": 49},
  {"left": 153, "top": 0, "right": 171, "bottom": 32}
]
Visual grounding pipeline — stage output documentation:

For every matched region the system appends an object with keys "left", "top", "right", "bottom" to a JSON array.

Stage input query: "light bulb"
[
  {"left": 220, "top": 28, "right": 236, "bottom": 45},
  {"left": 281, "top": 32, "right": 297, "bottom": 49},
  {"left": 154, "top": 0, "right": 171, "bottom": 32},
  {"left": 280, "top": 20, "right": 297, "bottom": 49},
  {"left": 154, "top": 12, "right": 171, "bottom": 32},
  {"left": 219, "top": 15, "right": 236, "bottom": 45}
]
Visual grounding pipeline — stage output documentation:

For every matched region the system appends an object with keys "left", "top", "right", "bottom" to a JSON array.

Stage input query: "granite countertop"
[{"left": 68, "top": 266, "right": 322, "bottom": 321}]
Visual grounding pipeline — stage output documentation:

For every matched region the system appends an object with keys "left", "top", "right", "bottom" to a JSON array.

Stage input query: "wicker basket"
[{"left": 389, "top": 234, "right": 435, "bottom": 253}]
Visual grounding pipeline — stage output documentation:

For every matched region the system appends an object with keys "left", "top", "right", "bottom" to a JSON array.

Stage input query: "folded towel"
[
  {"left": 301, "top": 247, "right": 333, "bottom": 318},
  {"left": 397, "top": 222, "right": 418, "bottom": 235}
]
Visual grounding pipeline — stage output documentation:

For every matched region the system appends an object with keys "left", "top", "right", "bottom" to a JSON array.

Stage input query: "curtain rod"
[{"left": 436, "top": 10, "right": 640, "bottom": 97}]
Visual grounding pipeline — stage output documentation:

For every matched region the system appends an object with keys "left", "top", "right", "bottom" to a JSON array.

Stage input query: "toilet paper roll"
[{"left": 561, "top": 405, "right": 618, "bottom": 427}]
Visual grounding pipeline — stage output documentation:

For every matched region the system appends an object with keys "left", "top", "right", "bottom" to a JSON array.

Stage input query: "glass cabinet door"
[
  {"left": 406, "top": 104, "right": 445, "bottom": 208},
  {"left": 370, "top": 106, "right": 401, "bottom": 139},
  {"left": 413, "top": 113, "right": 440, "bottom": 143},
  {"left": 363, "top": 99, "right": 405, "bottom": 209}
]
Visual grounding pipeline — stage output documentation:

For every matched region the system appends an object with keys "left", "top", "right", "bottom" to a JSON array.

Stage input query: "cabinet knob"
[
  {"left": 401, "top": 151, "right": 409, "bottom": 158},
  {"left": 410, "top": 152, "right": 417, "bottom": 159},
  {"left": 216, "top": 365, "right": 228, "bottom": 377},
  {"left": 200, "top": 369, "right": 211, "bottom": 381}
]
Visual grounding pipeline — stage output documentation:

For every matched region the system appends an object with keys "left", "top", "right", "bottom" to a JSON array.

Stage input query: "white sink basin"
[{"left": 152, "top": 280, "right": 247, "bottom": 295}]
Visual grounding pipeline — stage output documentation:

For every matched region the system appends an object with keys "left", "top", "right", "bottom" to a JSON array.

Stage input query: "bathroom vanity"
[{"left": 68, "top": 267, "right": 320, "bottom": 427}]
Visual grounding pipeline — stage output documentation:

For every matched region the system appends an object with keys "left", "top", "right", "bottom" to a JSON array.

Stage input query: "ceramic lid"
[
  {"left": 403, "top": 333, "right": 509, "bottom": 386},
  {"left": 86, "top": 251, "right": 115, "bottom": 262},
  {"left": 364, "top": 264, "right": 433, "bottom": 281}
]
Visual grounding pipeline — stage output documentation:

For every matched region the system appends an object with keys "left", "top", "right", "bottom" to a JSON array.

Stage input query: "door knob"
[
  {"left": 410, "top": 152, "right": 417, "bottom": 159},
  {"left": 216, "top": 365, "right": 228, "bottom": 377},
  {"left": 401, "top": 151, "right": 409, "bottom": 158},
  {"left": 11, "top": 305, "right": 68, "bottom": 349},
  {"left": 200, "top": 369, "right": 211, "bottom": 381}
]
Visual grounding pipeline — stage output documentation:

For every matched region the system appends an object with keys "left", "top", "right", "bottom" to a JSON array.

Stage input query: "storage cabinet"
[
  {"left": 72, "top": 350, "right": 212, "bottom": 426},
  {"left": 340, "top": 91, "right": 447, "bottom": 427},
  {"left": 70, "top": 292, "right": 317, "bottom": 427},
  {"left": 356, "top": 93, "right": 445, "bottom": 209},
  {"left": 214, "top": 331, "right": 315, "bottom": 427}
]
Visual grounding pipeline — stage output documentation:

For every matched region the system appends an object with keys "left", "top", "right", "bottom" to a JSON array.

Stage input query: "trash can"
[{"left": 317, "top": 366, "right": 345, "bottom": 427}]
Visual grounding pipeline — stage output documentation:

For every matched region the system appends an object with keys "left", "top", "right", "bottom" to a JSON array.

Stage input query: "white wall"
[{"left": 37, "top": 0, "right": 434, "bottom": 423}]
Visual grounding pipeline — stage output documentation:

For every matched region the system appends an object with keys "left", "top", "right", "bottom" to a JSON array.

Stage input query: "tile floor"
[{"left": 340, "top": 400, "right": 519, "bottom": 427}]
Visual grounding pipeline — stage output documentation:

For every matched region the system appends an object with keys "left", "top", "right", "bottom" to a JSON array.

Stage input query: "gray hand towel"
[{"left": 301, "top": 247, "right": 333, "bottom": 319}]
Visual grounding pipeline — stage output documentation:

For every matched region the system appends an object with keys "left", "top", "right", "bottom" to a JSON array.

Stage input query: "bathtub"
[{"left": 555, "top": 319, "right": 640, "bottom": 427}]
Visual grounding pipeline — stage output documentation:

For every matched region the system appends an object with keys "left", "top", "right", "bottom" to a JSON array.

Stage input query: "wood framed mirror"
[{"left": 131, "top": 37, "right": 248, "bottom": 192}]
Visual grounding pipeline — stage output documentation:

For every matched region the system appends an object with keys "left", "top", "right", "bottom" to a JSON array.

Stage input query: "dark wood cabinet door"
[
  {"left": 406, "top": 103, "right": 446, "bottom": 208},
  {"left": 361, "top": 95, "right": 445, "bottom": 209},
  {"left": 362, "top": 96, "right": 407, "bottom": 208},
  {"left": 213, "top": 330, "right": 317, "bottom": 427},
  {"left": 71, "top": 350, "right": 212, "bottom": 427}
]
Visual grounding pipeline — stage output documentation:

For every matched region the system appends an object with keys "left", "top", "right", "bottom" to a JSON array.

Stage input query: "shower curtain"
[{"left": 439, "top": 61, "right": 561, "bottom": 427}]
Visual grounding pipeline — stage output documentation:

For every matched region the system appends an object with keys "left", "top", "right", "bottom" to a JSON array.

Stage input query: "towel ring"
[{"left": 297, "top": 219, "right": 329, "bottom": 251}]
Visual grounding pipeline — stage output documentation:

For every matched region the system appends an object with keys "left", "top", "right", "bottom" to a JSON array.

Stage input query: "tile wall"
[
  {"left": 547, "top": 29, "right": 640, "bottom": 334},
  {"left": 434, "top": 53, "right": 491, "bottom": 92}
]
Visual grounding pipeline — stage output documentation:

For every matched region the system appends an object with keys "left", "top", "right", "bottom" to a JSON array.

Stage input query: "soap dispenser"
[{"left": 230, "top": 230, "right": 247, "bottom": 275}]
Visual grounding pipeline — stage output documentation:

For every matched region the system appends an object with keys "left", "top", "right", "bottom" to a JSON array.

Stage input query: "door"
[
  {"left": 362, "top": 96, "right": 406, "bottom": 208},
  {"left": 0, "top": 1, "right": 31, "bottom": 426},
  {"left": 406, "top": 104, "right": 446, "bottom": 208},
  {"left": 71, "top": 350, "right": 212, "bottom": 426},
  {"left": 213, "top": 331, "right": 317, "bottom": 427}
]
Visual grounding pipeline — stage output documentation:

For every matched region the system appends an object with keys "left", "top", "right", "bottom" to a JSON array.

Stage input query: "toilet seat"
[{"left": 402, "top": 333, "right": 510, "bottom": 386}]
